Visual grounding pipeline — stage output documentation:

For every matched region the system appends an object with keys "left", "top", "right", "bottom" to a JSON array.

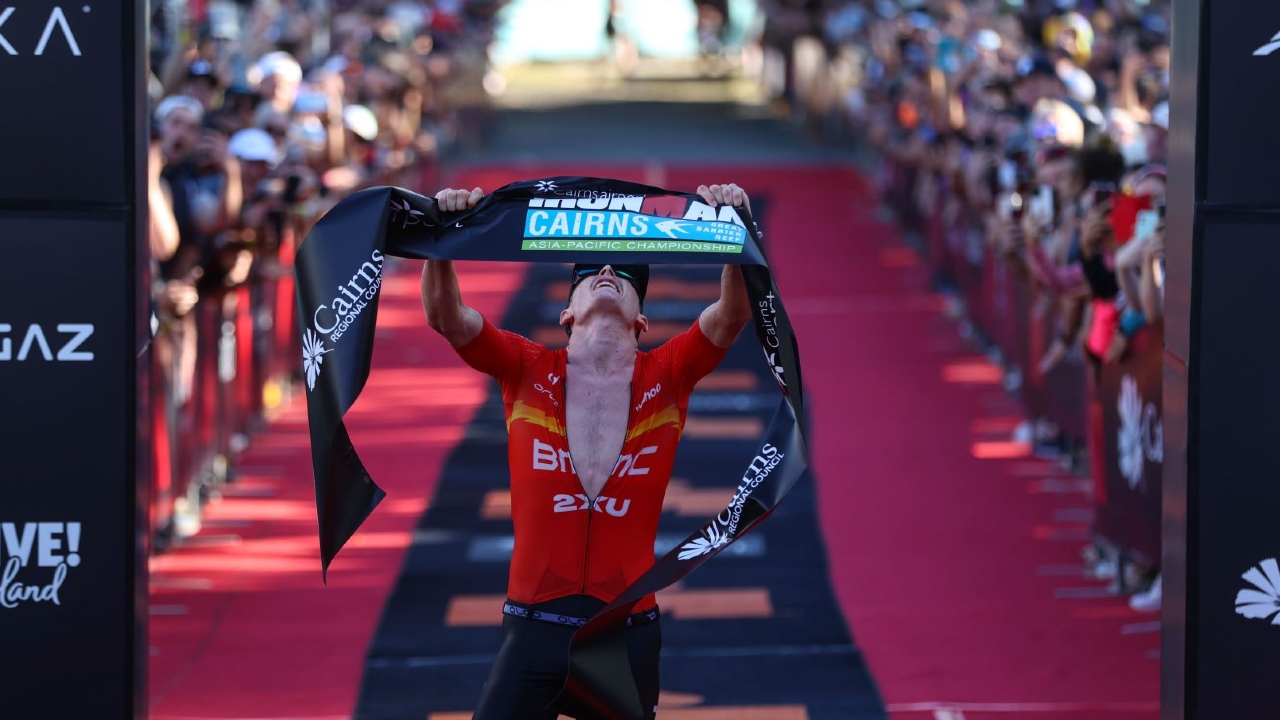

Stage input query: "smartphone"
[
  {"left": 1029, "top": 185, "right": 1055, "bottom": 227},
  {"left": 1134, "top": 209, "right": 1160, "bottom": 241}
]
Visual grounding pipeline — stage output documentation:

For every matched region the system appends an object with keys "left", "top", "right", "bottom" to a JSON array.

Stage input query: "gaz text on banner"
[{"left": 294, "top": 177, "right": 809, "bottom": 719}]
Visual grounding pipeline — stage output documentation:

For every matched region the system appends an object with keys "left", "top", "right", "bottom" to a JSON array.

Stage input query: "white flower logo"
[
  {"left": 679, "top": 521, "right": 730, "bottom": 560},
  {"left": 763, "top": 348, "right": 786, "bottom": 388},
  {"left": 1255, "top": 30, "right": 1280, "bottom": 57},
  {"left": 536, "top": 180, "right": 559, "bottom": 193},
  {"left": 1117, "top": 375, "right": 1144, "bottom": 489},
  {"left": 302, "top": 329, "right": 333, "bottom": 391},
  {"left": 391, "top": 198, "right": 431, "bottom": 229},
  {"left": 1236, "top": 558, "right": 1280, "bottom": 625}
]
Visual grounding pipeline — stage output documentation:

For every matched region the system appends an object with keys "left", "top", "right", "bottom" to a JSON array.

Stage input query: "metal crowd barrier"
[
  {"left": 147, "top": 226, "right": 300, "bottom": 548},
  {"left": 878, "top": 156, "right": 1163, "bottom": 578},
  {"left": 145, "top": 154, "right": 447, "bottom": 552}
]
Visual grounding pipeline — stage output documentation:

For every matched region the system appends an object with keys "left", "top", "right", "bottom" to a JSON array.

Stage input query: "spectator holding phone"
[{"left": 1111, "top": 164, "right": 1167, "bottom": 350}]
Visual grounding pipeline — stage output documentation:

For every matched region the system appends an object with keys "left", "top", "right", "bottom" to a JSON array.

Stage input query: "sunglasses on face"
[{"left": 574, "top": 266, "right": 640, "bottom": 283}]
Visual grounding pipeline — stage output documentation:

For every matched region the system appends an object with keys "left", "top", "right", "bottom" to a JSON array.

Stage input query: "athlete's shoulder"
[{"left": 457, "top": 316, "right": 551, "bottom": 379}]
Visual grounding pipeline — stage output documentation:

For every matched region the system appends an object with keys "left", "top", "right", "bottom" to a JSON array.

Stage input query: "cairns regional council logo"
[
  {"left": 521, "top": 185, "right": 749, "bottom": 255},
  {"left": 302, "top": 249, "right": 385, "bottom": 391}
]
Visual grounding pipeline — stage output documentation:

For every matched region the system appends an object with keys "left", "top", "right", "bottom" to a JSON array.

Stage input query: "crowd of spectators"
[
  {"left": 757, "top": 0, "right": 1170, "bottom": 612},
  {"left": 145, "top": 0, "right": 502, "bottom": 546},
  {"left": 142, "top": 0, "right": 1170, "bottom": 614}
]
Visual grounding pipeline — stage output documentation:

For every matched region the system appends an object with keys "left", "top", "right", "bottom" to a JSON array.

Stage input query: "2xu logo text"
[
  {"left": 552, "top": 494, "right": 631, "bottom": 517},
  {"left": 0, "top": 6, "right": 87, "bottom": 56},
  {"left": 0, "top": 324, "right": 93, "bottom": 361}
]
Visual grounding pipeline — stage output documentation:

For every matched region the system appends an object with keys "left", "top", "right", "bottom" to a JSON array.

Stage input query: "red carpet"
[{"left": 148, "top": 163, "right": 1158, "bottom": 719}]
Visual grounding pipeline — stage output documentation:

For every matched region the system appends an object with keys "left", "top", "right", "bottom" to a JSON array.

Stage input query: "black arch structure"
[
  {"left": 1163, "top": 1, "right": 1280, "bottom": 718},
  {"left": 0, "top": 2, "right": 148, "bottom": 718}
]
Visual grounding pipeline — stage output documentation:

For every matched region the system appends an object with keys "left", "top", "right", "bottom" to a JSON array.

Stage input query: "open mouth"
[{"left": 594, "top": 278, "right": 621, "bottom": 293}]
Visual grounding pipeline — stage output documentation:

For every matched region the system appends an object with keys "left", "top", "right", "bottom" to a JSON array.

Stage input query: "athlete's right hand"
[{"left": 436, "top": 186, "right": 484, "bottom": 212}]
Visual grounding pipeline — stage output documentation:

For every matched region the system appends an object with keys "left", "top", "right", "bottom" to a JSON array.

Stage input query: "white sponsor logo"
[
  {"left": 531, "top": 439, "right": 658, "bottom": 477},
  {"left": 655, "top": 220, "right": 691, "bottom": 238},
  {"left": 552, "top": 493, "right": 632, "bottom": 517},
  {"left": 388, "top": 198, "right": 434, "bottom": 230},
  {"left": 1117, "top": 375, "right": 1163, "bottom": 491},
  {"left": 304, "top": 249, "right": 384, "bottom": 391},
  {"left": 301, "top": 329, "right": 332, "bottom": 391},
  {"left": 532, "top": 438, "right": 575, "bottom": 473},
  {"left": 0, "top": 323, "right": 93, "bottom": 362},
  {"left": 757, "top": 292, "right": 785, "bottom": 388},
  {"left": 526, "top": 195, "right": 745, "bottom": 226},
  {"left": 613, "top": 445, "right": 657, "bottom": 476},
  {"left": 0, "top": 522, "right": 82, "bottom": 609},
  {"left": 534, "top": 373, "right": 561, "bottom": 407},
  {"left": 678, "top": 519, "right": 729, "bottom": 560},
  {"left": 1236, "top": 558, "right": 1280, "bottom": 625},
  {"left": 679, "top": 443, "right": 783, "bottom": 560},
  {"left": 532, "top": 181, "right": 645, "bottom": 204},
  {"left": 0, "top": 6, "right": 85, "bottom": 56},
  {"left": 1255, "top": 30, "right": 1280, "bottom": 56},
  {"left": 634, "top": 382, "right": 661, "bottom": 413}
]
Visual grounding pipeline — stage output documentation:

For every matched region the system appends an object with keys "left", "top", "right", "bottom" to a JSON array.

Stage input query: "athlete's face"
[{"left": 560, "top": 265, "right": 647, "bottom": 337}]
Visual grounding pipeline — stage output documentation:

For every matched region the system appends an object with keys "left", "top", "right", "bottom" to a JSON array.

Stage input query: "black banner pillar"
[
  {"left": 1166, "top": 1, "right": 1280, "bottom": 717},
  {"left": 0, "top": 2, "right": 148, "bottom": 718}
]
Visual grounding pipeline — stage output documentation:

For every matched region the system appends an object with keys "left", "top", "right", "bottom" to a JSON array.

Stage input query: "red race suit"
[{"left": 456, "top": 316, "right": 728, "bottom": 612}]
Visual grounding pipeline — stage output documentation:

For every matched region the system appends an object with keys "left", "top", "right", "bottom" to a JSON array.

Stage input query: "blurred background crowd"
[
  {"left": 145, "top": 0, "right": 501, "bottom": 549},
  {"left": 758, "top": 0, "right": 1169, "bottom": 611},
  {"left": 145, "top": 0, "right": 1170, "bottom": 622}
]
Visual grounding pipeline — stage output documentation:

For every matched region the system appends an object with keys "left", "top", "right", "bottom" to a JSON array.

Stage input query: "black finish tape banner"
[{"left": 295, "top": 177, "right": 809, "bottom": 719}]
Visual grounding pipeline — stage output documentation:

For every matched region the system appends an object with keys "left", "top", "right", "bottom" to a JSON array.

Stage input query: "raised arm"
[
  {"left": 422, "top": 187, "right": 485, "bottom": 348},
  {"left": 695, "top": 183, "right": 755, "bottom": 348}
]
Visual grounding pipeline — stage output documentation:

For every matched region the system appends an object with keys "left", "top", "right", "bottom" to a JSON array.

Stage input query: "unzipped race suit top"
[{"left": 457, "top": 316, "right": 728, "bottom": 613}]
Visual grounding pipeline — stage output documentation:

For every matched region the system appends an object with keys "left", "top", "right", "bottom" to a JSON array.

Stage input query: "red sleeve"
[
  {"left": 455, "top": 316, "right": 541, "bottom": 389},
  {"left": 649, "top": 318, "right": 731, "bottom": 397}
]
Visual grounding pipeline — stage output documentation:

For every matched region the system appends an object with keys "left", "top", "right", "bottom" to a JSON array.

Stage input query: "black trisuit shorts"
[{"left": 472, "top": 594, "right": 662, "bottom": 720}]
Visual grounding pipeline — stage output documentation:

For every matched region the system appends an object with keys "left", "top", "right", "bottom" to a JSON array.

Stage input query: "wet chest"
[{"left": 564, "top": 370, "right": 632, "bottom": 499}]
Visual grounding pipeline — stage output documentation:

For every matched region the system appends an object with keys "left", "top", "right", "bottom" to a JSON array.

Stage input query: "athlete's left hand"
[{"left": 697, "top": 183, "right": 751, "bottom": 214}]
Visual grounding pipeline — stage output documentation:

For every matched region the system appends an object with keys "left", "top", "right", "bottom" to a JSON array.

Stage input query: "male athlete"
[{"left": 422, "top": 183, "right": 755, "bottom": 719}]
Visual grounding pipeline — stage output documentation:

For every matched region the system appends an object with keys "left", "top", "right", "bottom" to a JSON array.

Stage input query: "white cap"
[
  {"left": 228, "top": 128, "right": 278, "bottom": 164},
  {"left": 343, "top": 104, "right": 379, "bottom": 142},
  {"left": 1060, "top": 66, "right": 1096, "bottom": 105},
  {"left": 155, "top": 94, "right": 204, "bottom": 124},
  {"left": 255, "top": 51, "right": 303, "bottom": 84}
]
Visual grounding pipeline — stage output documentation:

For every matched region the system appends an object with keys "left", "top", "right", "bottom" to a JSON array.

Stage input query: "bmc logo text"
[
  {"left": 532, "top": 439, "right": 659, "bottom": 478},
  {"left": 0, "top": 323, "right": 93, "bottom": 361},
  {"left": 552, "top": 494, "right": 632, "bottom": 517},
  {"left": 0, "top": 6, "right": 87, "bottom": 56}
]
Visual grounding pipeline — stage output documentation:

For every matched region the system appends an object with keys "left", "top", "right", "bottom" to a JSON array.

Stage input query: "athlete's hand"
[
  {"left": 436, "top": 186, "right": 484, "bottom": 212},
  {"left": 697, "top": 183, "right": 751, "bottom": 214}
]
